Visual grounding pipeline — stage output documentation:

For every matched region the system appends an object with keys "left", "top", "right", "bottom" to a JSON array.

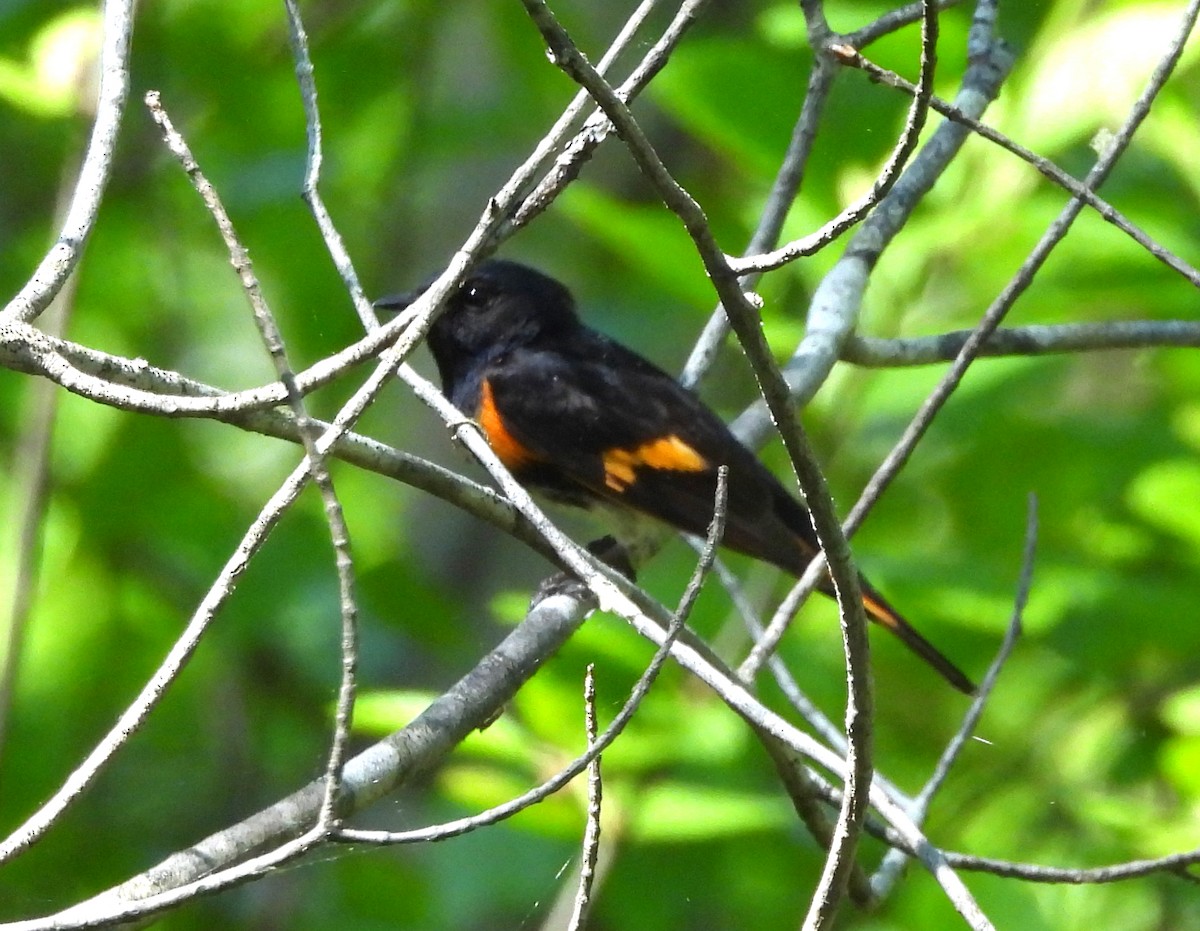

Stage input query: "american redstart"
[{"left": 378, "top": 260, "right": 975, "bottom": 694}]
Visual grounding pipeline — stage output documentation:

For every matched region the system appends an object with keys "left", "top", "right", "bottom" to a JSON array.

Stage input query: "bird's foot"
[{"left": 529, "top": 536, "right": 637, "bottom": 608}]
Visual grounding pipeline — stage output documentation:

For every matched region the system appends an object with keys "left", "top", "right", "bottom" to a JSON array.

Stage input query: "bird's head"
[{"left": 376, "top": 260, "right": 580, "bottom": 382}]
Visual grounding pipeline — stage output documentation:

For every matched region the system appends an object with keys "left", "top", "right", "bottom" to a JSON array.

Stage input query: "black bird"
[{"left": 378, "top": 260, "right": 975, "bottom": 694}]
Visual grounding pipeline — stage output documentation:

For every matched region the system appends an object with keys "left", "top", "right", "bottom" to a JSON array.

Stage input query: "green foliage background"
[{"left": 2, "top": 1, "right": 1199, "bottom": 928}]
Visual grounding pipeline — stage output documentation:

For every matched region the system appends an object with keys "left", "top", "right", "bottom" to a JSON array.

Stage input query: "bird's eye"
[{"left": 461, "top": 281, "right": 492, "bottom": 309}]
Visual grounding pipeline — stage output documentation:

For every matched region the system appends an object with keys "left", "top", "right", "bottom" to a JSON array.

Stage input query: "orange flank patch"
[
  {"left": 477, "top": 380, "right": 537, "bottom": 469},
  {"left": 602, "top": 435, "right": 708, "bottom": 492}
]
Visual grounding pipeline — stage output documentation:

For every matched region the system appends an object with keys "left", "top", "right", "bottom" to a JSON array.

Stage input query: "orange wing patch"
[
  {"left": 602, "top": 435, "right": 708, "bottom": 492},
  {"left": 477, "top": 379, "right": 537, "bottom": 470}
]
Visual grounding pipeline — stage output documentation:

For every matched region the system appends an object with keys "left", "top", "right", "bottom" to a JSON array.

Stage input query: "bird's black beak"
[
  {"left": 373, "top": 285, "right": 425, "bottom": 315},
  {"left": 374, "top": 266, "right": 449, "bottom": 316}
]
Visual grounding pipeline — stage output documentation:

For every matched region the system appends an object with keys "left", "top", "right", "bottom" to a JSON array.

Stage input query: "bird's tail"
[{"left": 857, "top": 579, "right": 976, "bottom": 696}]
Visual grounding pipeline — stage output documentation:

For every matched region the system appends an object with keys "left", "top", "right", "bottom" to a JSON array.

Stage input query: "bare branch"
[
  {"left": 278, "top": 0, "right": 369, "bottom": 834},
  {"left": 732, "top": 21, "right": 1014, "bottom": 448},
  {"left": 702, "top": 551, "right": 911, "bottom": 808},
  {"left": 759, "top": 737, "right": 876, "bottom": 909},
  {"left": 945, "top": 849, "right": 1200, "bottom": 884},
  {"left": 567, "top": 666, "right": 604, "bottom": 931},
  {"left": 844, "top": 319, "right": 1200, "bottom": 365},
  {"left": 0, "top": 308, "right": 415, "bottom": 418},
  {"left": 729, "top": 0, "right": 944, "bottom": 280},
  {"left": 34, "top": 591, "right": 592, "bottom": 927},
  {"left": 831, "top": 46, "right": 1200, "bottom": 289},
  {"left": 506, "top": 0, "right": 712, "bottom": 234},
  {"left": 681, "top": 57, "right": 838, "bottom": 389},
  {"left": 839, "top": 0, "right": 1200, "bottom": 555},
  {"left": 497, "top": 0, "right": 680, "bottom": 238},
  {"left": 817, "top": 793, "right": 1200, "bottom": 888},
  {"left": 804, "top": 6, "right": 942, "bottom": 925},
  {"left": 1, "top": 0, "right": 135, "bottom": 324},
  {"left": 844, "top": 0, "right": 964, "bottom": 48},
  {"left": 145, "top": 84, "right": 361, "bottom": 825},
  {"left": 333, "top": 471, "right": 728, "bottom": 849},
  {"left": 870, "top": 494, "right": 1035, "bottom": 899}
]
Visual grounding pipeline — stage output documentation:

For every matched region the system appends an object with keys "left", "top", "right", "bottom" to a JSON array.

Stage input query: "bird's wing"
[{"left": 481, "top": 337, "right": 815, "bottom": 571}]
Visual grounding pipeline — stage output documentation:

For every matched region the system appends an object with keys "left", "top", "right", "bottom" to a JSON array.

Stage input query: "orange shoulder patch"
[
  {"left": 602, "top": 435, "right": 708, "bottom": 492},
  {"left": 477, "top": 380, "right": 537, "bottom": 470}
]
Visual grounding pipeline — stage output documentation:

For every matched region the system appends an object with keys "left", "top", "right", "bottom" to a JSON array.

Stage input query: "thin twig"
[
  {"left": 700, "top": 549, "right": 911, "bottom": 804},
  {"left": 732, "top": 18, "right": 1014, "bottom": 450},
  {"left": 759, "top": 737, "right": 877, "bottom": 908},
  {"left": 680, "top": 56, "right": 838, "bottom": 389},
  {"left": 278, "top": 0, "right": 365, "bottom": 835},
  {"left": 495, "top": 0, "right": 669, "bottom": 241},
  {"left": 2, "top": 0, "right": 135, "bottom": 324},
  {"left": 567, "top": 666, "right": 604, "bottom": 931},
  {"left": 804, "top": 5, "right": 940, "bottom": 924},
  {"left": 506, "top": 0, "right": 712, "bottom": 234},
  {"left": 0, "top": 306, "right": 427, "bottom": 417},
  {"left": 844, "top": 0, "right": 964, "bottom": 49},
  {"left": 144, "top": 87, "right": 361, "bottom": 829},
  {"left": 944, "top": 849, "right": 1200, "bottom": 884},
  {"left": 791, "top": 779, "right": 1200, "bottom": 887},
  {"left": 831, "top": 45, "right": 1200, "bottom": 289},
  {"left": 870, "top": 493, "right": 1035, "bottom": 898},
  {"left": 731, "top": 0, "right": 944, "bottom": 281}
]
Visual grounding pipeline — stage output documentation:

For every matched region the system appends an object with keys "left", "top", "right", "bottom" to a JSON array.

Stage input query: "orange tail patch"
[
  {"left": 861, "top": 591, "right": 976, "bottom": 695},
  {"left": 861, "top": 592, "right": 902, "bottom": 631}
]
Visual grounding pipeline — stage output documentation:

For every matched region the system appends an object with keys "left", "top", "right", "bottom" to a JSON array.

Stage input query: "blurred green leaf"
[
  {"left": 627, "top": 781, "right": 792, "bottom": 842},
  {"left": 0, "top": 8, "right": 100, "bottom": 117},
  {"left": 1127, "top": 460, "right": 1200, "bottom": 551}
]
